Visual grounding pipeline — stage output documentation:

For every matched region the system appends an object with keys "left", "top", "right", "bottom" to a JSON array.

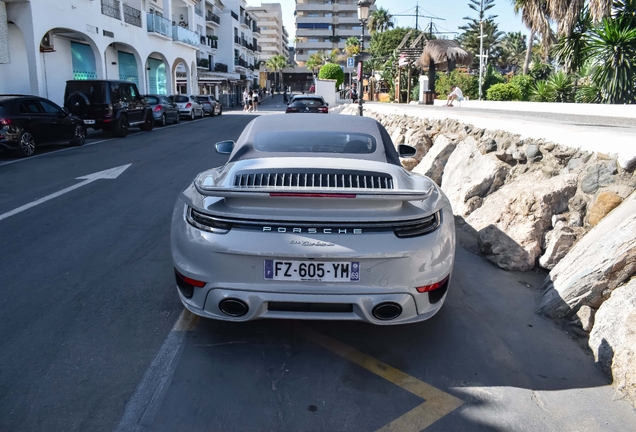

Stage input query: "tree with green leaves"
[
  {"left": 497, "top": 31, "right": 527, "bottom": 71},
  {"left": 345, "top": 37, "right": 361, "bottom": 57},
  {"left": 305, "top": 51, "right": 325, "bottom": 75},
  {"left": 368, "top": 8, "right": 394, "bottom": 34},
  {"left": 265, "top": 54, "right": 290, "bottom": 92},
  {"left": 318, "top": 63, "right": 345, "bottom": 88},
  {"left": 552, "top": 6, "right": 592, "bottom": 74},
  {"left": 457, "top": 0, "right": 504, "bottom": 69},
  {"left": 368, "top": 28, "right": 420, "bottom": 67}
]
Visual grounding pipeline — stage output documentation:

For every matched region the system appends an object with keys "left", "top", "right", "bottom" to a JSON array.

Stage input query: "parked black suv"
[
  {"left": 64, "top": 80, "right": 154, "bottom": 137},
  {"left": 0, "top": 94, "right": 86, "bottom": 157}
]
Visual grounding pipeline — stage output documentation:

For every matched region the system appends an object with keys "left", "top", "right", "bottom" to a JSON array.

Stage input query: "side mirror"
[
  {"left": 325, "top": 102, "right": 329, "bottom": 106},
  {"left": 215, "top": 140, "right": 235, "bottom": 154},
  {"left": 62, "top": 107, "right": 70, "bottom": 116},
  {"left": 398, "top": 144, "right": 417, "bottom": 158}
]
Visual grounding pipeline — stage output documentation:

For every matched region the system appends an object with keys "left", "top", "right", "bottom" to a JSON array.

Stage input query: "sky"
[{"left": 246, "top": 0, "right": 530, "bottom": 41}]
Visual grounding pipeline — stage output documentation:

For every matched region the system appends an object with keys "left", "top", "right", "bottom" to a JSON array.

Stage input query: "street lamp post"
[{"left": 357, "top": 0, "right": 374, "bottom": 116}]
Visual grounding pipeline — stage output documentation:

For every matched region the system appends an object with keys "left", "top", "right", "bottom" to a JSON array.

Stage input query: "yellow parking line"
[
  {"left": 173, "top": 309, "right": 199, "bottom": 331},
  {"left": 294, "top": 324, "right": 463, "bottom": 432}
]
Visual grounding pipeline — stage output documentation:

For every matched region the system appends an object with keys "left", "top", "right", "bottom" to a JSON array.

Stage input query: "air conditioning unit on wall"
[{"left": 40, "top": 32, "right": 55, "bottom": 53}]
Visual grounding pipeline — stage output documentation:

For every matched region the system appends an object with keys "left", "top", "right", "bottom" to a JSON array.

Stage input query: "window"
[
  {"left": 19, "top": 100, "right": 42, "bottom": 114},
  {"left": 111, "top": 83, "right": 121, "bottom": 102},
  {"left": 254, "top": 131, "right": 377, "bottom": 154},
  {"left": 39, "top": 100, "right": 63, "bottom": 115}
]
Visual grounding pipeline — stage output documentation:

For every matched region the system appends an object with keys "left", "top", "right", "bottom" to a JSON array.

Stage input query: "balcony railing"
[
  {"left": 101, "top": 0, "right": 121, "bottom": 20},
  {"left": 234, "top": 58, "right": 248, "bottom": 68},
  {"left": 240, "top": 16, "right": 252, "bottom": 27},
  {"left": 205, "top": 12, "right": 220, "bottom": 24},
  {"left": 201, "top": 36, "right": 218, "bottom": 49},
  {"left": 234, "top": 35, "right": 241, "bottom": 45},
  {"left": 252, "top": 25, "right": 261, "bottom": 33},
  {"left": 123, "top": 4, "right": 141, "bottom": 27},
  {"left": 147, "top": 13, "right": 171, "bottom": 38},
  {"left": 257, "top": 45, "right": 262, "bottom": 52},
  {"left": 214, "top": 63, "right": 228, "bottom": 73},
  {"left": 172, "top": 25, "right": 199, "bottom": 47}
]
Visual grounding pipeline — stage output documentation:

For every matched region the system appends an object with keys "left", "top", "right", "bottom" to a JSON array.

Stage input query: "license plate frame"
[{"left": 264, "top": 260, "right": 360, "bottom": 282}]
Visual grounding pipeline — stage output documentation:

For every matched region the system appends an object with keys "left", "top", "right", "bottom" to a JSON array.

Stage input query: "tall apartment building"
[
  {"left": 0, "top": 0, "right": 260, "bottom": 108},
  {"left": 294, "top": 0, "right": 375, "bottom": 65},
  {"left": 247, "top": 3, "right": 288, "bottom": 64}
]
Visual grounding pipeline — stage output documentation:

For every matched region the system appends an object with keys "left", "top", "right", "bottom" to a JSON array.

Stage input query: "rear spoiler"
[{"left": 194, "top": 185, "right": 433, "bottom": 201}]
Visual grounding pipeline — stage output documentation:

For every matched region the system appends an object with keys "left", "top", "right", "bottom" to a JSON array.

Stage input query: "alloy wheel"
[
  {"left": 161, "top": 113, "right": 167, "bottom": 126},
  {"left": 19, "top": 131, "right": 35, "bottom": 157},
  {"left": 74, "top": 124, "right": 86, "bottom": 146}
]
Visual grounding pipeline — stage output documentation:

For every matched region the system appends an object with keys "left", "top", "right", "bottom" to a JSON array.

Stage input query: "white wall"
[
  {"left": 0, "top": 24, "right": 30, "bottom": 95},
  {"left": 43, "top": 36, "right": 75, "bottom": 104},
  {"left": 315, "top": 78, "right": 336, "bottom": 106}
]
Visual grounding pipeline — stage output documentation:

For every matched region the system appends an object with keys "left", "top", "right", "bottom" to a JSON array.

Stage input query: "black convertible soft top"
[{"left": 228, "top": 114, "right": 401, "bottom": 166}]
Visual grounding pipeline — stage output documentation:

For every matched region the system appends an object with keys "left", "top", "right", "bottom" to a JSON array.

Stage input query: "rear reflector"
[
  {"left": 416, "top": 275, "right": 450, "bottom": 293},
  {"left": 0, "top": 118, "right": 11, "bottom": 126},
  {"left": 269, "top": 193, "right": 356, "bottom": 198},
  {"left": 175, "top": 269, "right": 206, "bottom": 287}
]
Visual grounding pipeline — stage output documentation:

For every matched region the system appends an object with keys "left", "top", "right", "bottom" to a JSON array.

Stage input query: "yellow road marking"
[
  {"left": 173, "top": 309, "right": 199, "bottom": 331},
  {"left": 294, "top": 324, "right": 463, "bottom": 432}
]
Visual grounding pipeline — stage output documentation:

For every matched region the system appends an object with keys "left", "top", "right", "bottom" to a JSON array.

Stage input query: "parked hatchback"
[
  {"left": 0, "top": 94, "right": 86, "bottom": 157},
  {"left": 196, "top": 95, "right": 222, "bottom": 116},
  {"left": 64, "top": 80, "right": 154, "bottom": 137},
  {"left": 169, "top": 95, "right": 204, "bottom": 120},
  {"left": 144, "top": 94, "right": 180, "bottom": 126}
]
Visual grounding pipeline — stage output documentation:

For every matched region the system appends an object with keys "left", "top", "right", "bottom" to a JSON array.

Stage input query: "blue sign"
[{"left": 347, "top": 57, "right": 354, "bottom": 68}]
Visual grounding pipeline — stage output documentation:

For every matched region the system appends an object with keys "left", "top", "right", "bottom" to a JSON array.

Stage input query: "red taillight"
[
  {"left": 269, "top": 193, "right": 356, "bottom": 198},
  {"left": 416, "top": 275, "right": 450, "bottom": 293},
  {"left": 318, "top": 107, "right": 328, "bottom": 113},
  {"left": 175, "top": 270, "right": 206, "bottom": 287},
  {"left": 153, "top": 105, "right": 162, "bottom": 112},
  {"left": 0, "top": 118, "right": 11, "bottom": 126},
  {"left": 185, "top": 103, "right": 192, "bottom": 108},
  {"left": 286, "top": 107, "right": 298, "bottom": 113}
]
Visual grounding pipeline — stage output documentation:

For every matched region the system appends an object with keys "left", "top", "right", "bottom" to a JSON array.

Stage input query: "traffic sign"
[{"left": 347, "top": 57, "right": 354, "bottom": 68}]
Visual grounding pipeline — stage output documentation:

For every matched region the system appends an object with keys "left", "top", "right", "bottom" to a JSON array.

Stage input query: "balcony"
[
  {"left": 234, "top": 35, "right": 242, "bottom": 45},
  {"left": 234, "top": 58, "right": 248, "bottom": 68},
  {"left": 240, "top": 16, "right": 253, "bottom": 28},
  {"left": 101, "top": 0, "right": 121, "bottom": 20},
  {"left": 214, "top": 63, "right": 228, "bottom": 73},
  {"left": 205, "top": 11, "right": 220, "bottom": 25},
  {"left": 257, "top": 45, "right": 262, "bottom": 52},
  {"left": 252, "top": 24, "right": 261, "bottom": 34},
  {"left": 172, "top": 25, "right": 199, "bottom": 48},
  {"left": 200, "top": 35, "right": 218, "bottom": 49},
  {"left": 123, "top": 4, "right": 141, "bottom": 27},
  {"left": 147, "top": 13, "right": 172, "bottom": 38}
]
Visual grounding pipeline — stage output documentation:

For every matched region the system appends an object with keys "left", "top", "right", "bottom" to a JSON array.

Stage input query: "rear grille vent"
[{"left": 234, "top": 170, "right": 393, "bottom": 189}]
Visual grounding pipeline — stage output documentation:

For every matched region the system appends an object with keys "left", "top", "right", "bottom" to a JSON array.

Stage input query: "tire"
[
  {"left": 175, "top": 114, "right": 180, "bottom": 124},
  {"left": 17, "top": 130, "right": 36, "bottom": 157},
  {"left": 139, "top": 113, "right": 154, "bottom": 131},
  {"left": 190, "top": 110, "right": 195, "bottom": 121},
  {"left": 114, "top": 115, "right": 128, "bottom": 137},
  {"left": 160, "top": 113, "right": 167, "bottom": 127},
  {"left": 198, "top": 109, "right": 204, "bottom": 119},
  {"left": 65, "top": 91, "right": 90, "bottom": 117},
  {"left": 210, "top": 107, "right": 215, "bottom": 117},
  {"left": 218, "top": 106, "right": 222, "bottom": 116},
  {"left": 70, "top": 124, "right": 86, "bottom": 146}
]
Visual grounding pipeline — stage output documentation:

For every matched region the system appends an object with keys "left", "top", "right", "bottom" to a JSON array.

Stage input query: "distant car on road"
[
  {"left": 64, "top": 80, "right": 154, "bottom": 137},
  {"left": 196, "top": 95, "right": 222, "bottom": 116},
  {"left": 143, "top": 95, "right": 180, "bottom": 126},
  {"left": 171, "top": 114, "right": 455, "bottom": 325},
  {"left": 0, "top": 94, "right": 86, "bottom": 157},
  {"left": 286, "top": 95, "right": 329, "bottom": 114},
  {"left": 169, "top": 95, "right": 204, "bottom": 120}
]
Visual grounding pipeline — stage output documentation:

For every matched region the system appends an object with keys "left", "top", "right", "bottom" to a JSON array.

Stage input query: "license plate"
[
  {"left": 264, "top": 260, "right": 360, "bottom": 282},
  {"left": 83, "top": 120, "right": 95, "bottom": 125}
]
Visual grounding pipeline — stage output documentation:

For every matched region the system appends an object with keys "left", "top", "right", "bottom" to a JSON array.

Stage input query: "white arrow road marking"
[{"left": 0, "top": 164, "right": 132, "bottom": 222}]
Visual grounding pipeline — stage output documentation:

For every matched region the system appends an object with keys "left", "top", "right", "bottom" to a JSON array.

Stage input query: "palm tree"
[
  {"left": 511, "top": 0, "right": 552, "bottom": 73},
  {"left": 265, "top": 54, "right": 289, "bottom": 92},
  {"left": 368, "top": 8, "right": 394, "bottom": 34},
  {"left": 552, "top": 6, "right": 592, "bottom": 74},
  {"left": 345, "top": 37, "right": 361, "bottom": 56},
  {"left": 498, "top": 31, "right": 528, "bottom": 71}
]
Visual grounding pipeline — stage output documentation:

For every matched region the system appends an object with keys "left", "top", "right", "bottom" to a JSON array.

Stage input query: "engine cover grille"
[{"left": 234, "top": 169, "right": 393, "bottom": 189}]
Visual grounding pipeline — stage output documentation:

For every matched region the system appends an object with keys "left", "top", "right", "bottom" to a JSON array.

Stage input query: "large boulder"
[
  {"left": 538, "top": 191, "right": 636, "bottom": 318},
  {"left": 412, "top": 135, "right": 456, "bottom": 186},
  {"left": 588, "top": 279, "right": 636, "bottom": 407},
  {"left": 440, "top": 136, "right": 509, "bottom": 217},
  {"left": 466, "top": 171, "right": 578, "bottom": 271},
  {"left": 539, "top": 221, "right": 578, "bottom": 270}
]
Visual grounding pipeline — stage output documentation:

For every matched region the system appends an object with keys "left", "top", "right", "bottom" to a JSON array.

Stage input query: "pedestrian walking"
[
  {"left": 247, "top": 91, "right": 254, "bottom": 112},
  {"left": 242, "top": 89, "right": 249, "bottom": 112},
  {"left": 252, "top": 91, "right": 259, "bottom": 112}
]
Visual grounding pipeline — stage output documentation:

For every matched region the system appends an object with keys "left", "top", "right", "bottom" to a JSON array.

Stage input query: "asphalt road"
[{"left": 0, "top": 99, "right": 635, "bottom": 431}]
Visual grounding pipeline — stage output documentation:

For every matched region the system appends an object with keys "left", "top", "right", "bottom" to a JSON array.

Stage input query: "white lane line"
[
  {"left": 114, "top": 309, "right": 198, "bottom": 432},
  {"left": 0, "top": 138, "right": 115, "bottom": 167}
]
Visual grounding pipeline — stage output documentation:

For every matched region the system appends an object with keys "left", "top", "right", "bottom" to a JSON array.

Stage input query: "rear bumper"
[{"left": 171, "top": 202, "right": 455, "bottom": 325}]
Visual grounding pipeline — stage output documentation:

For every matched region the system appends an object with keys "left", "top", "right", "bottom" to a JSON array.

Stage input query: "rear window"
[
  {"left": 66, "top": 82, "right": 106, "bottom": 104},
  {"left": 253, "top": 131, "right": 376, "bottom": 154},
  {"left": 144, "top": 96, "right": 160, "bottom": 104},
  {"left": 170, "top": 95, "right": 189, "bottom": 103},
  {"left": 292, "top": 98, "right": 324, "bottom": 107}
]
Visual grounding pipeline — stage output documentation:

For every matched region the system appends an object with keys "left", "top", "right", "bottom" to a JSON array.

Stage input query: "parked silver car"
[
  {"left": 196, "top": 95, "right": 222, "bottom": 116},
  {"left": 143, "top": 94, "right": 180, "bottom": 126},
  {"left": 169, "top": 94, "right": 204, "bottom": 120},
  {"left": 171, "top": 114, "right": 455, "bottom": 325}
]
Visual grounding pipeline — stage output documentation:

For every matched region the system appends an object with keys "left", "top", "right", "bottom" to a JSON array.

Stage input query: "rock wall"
[{"left": 341, "top": 105, "right": 636, "bottom": 404}]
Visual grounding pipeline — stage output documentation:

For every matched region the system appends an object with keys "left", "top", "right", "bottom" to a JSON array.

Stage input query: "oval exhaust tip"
[
  {"left": 372, "top": 302, "right": 402, "bottom": 321},
  {"left": 219, "top": 298, "right": 249, "bottom": 317}
]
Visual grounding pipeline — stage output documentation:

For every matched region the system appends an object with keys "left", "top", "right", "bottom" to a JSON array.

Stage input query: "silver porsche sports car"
[{"left": 171, "top": 114, "right": 455, "bottom": 325}]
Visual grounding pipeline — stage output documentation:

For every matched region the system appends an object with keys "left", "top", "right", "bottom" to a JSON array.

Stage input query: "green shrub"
[
  {"left": 575, "top": 85, "right": 601, "bottom": 103},
  {"left": 547, "top": 72, "right": 575, "bottom": 102},
  {"left": 530, "top": 61, "right": 554, "bottom": 81},
  {"left": 510, "top": 74, "right": 534, "bottom": 101},
  {"left": 531, "top": 80, "right": 555, "bottom": 102},
  {"left": 482, "top": 65, "right": 505, "bottom": 94},
  {"left": 318, "top": 63, "right": 345, "bottom": 88},
  {"left": 486, "top": 83, "right": 522, "bottom": 101},
  {"left": 435, "top": 71, "right": 478, "bottom": 100}
]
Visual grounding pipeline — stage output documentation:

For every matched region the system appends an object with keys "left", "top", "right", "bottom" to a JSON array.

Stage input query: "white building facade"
[
  {"left": 0, "top": 0, "right": 204, "bottom": 106},
  {"left": 294, "top": 0, "right": 375, "bottom": 65}
]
